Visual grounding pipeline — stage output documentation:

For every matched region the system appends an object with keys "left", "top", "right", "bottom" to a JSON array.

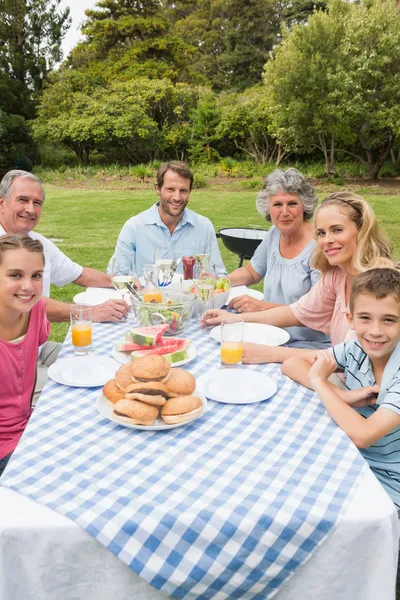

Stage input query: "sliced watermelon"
[
  {"left": 116, "top": 336, "right": 188, "bottom": 353},
  {"left": 127, "top": 324, "right": 169, "bottom": 347},
  {"left": 163, "top": 349, "right": 190, "bottom": 364},
  {"left": 131, "top": 338, "right": 190, "bottom": 359}
]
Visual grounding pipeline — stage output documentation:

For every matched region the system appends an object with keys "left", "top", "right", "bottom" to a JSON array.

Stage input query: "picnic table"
[{"left": 0, "top": 316, "right": 398, "bottom": 600}]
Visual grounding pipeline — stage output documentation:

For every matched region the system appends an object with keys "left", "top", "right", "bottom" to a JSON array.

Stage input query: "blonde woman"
[{"left": 203, "top": 192, "right": 395, "bottom": 378}]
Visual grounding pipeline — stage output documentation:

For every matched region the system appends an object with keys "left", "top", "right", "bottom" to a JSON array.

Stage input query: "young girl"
[{"left": 0, "top": 234, "right": 50, "bottom": 476}]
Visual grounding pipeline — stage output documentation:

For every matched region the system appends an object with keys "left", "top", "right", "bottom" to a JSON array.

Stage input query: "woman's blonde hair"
[
  {"left": 0, "top": 233, "right": 45, "bottom": 265},
  {"left": 312, "top": 192, "right": 394, "bottom": 274}
]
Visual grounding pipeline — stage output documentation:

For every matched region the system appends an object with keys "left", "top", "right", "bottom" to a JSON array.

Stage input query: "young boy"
[{"left": 282, "top": 268, "right": 400, "bottom": 508}]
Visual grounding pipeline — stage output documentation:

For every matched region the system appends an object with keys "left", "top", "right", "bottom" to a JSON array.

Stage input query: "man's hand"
[
  {"left": 228, "top": 295, "right": 267, "bottom": 313},
  {"left": 309, "top": 351, "right": 337, "bottom": 385},
  {"left": 338, "top": 386, "right": 380, "bottom": 408},
  {"left": 92, "top": 299, "right": 129, "bottom": 322}
]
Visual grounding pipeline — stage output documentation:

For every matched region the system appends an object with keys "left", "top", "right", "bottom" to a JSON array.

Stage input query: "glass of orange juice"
[
  {"left": 220, "top": 319, "right": 244, "bottom": 367},
  {"left": 70, "top": 305, "right": 93, "bottom": 355}
]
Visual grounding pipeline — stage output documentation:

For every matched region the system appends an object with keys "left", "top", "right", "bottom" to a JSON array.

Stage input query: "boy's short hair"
[
  {"left": 349, "top": 268, "right": 400, "bottom": 313},
  {"left": 156, "top": 161, "right": 194, "bottom": 191}
]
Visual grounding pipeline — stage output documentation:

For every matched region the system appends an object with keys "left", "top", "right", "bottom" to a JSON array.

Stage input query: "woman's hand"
[
  {"left": 200, "top": 309, "right": 228, "bottom": 328},
  {"left": 228, "top": 295, "right": 268, "bottom": 313},
  {"left": 242, "top": 343, "right": 276, "bottom": 364},
  {"left": 309, "top": 352, "right": 337, "bottom": 385}
]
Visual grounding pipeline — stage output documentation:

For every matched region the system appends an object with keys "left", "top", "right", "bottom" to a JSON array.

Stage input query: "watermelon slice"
[
  {"left": 130, "top": 338, "right": 190, "bottom": 359},
  {"left": 116, "top": 336, "right": 188, "bottom": 353},
  {"left": 127, "top": 324, "right": 169, "bottom": 347}
]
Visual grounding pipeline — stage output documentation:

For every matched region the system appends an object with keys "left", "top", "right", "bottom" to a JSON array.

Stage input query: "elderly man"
[
  {"left": 111, "top": 161, "right": 226, "bottom": 276},
  {"left": 0, "top": 170, "right": 128, "bottom": 401}
]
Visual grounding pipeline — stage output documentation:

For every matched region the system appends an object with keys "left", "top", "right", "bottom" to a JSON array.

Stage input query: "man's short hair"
[
  {"left": 0, "top": 170, "right": 45, "bottom": 202},
  {"left": 156, "top": 161, "right": 194, "bottom": 191},
  {"left": 349, "top": 268, "right": 400, "bottom": 313}
]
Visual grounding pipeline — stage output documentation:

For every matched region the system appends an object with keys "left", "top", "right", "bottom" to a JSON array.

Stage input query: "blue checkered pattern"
[{"left": 1, "top": 318, "right": 365, "bottom": 600}]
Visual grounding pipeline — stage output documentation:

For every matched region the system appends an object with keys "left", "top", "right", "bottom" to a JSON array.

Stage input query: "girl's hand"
[
  {"left": 339, "top": 385, "right": 380, "bottom": 407},
  {"left": 309, "top": 352, "right": 337, "bottom": 384}
]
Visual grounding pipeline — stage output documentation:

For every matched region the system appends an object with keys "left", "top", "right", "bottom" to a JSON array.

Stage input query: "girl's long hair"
[{"left": 312, "top": 192, "right": 395, "bottom": 274}]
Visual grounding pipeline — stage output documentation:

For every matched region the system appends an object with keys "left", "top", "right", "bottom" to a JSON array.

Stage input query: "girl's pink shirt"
[
  {"left": 290, "top": 267, "right": 356, "bottom": 347},
  {"left": 0, "top": 298, "right": 50, "bottom": 459}
]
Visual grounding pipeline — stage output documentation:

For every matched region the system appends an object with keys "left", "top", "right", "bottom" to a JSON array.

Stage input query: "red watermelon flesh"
[
  {"left": 130, "top": 338, "right": 190, "bottom": 358},
  {"left": 127, "top": 324, "right": 169, "bottom": 347},
  {"left": 115, "top": 336, "right": 188, "bottom": 353}
]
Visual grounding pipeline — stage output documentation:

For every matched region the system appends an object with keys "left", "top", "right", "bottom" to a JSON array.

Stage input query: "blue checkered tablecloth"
[{"left": 1, "top": 318, "right": 365, "bottom": 600}]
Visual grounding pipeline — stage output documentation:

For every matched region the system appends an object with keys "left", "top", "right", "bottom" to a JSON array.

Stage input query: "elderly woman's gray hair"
[{"left": 256, "top": 168, "right": 317, "bottom": 221}]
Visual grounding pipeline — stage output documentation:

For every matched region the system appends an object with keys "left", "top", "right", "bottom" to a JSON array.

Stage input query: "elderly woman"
[{"left": 228, "top": 168, "right": 330, "bottom": 349}]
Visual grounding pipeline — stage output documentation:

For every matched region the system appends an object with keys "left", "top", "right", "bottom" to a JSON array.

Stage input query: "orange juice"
[
  {"left": 221, "top": 341, "right": 243, "bottom": 366},
  {"left": 143, "top": 290, "right": 162, "bottom": 303},
  {"left": 72, "top": 323, "right": 92, "bottom": 347}
]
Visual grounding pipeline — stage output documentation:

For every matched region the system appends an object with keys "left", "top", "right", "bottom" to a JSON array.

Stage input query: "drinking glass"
[
  {"left": 220, "top": 319, "right": 244, "bottom": 367},
  {"left": 70, "top": 305, "right": 92, "bottom": 355},
  {"left": 142, "top": 264, "right": 162, "bottom": 303},
  {"left": 154, "top": 246, "right": 176, "bottom": 286},
  {"left": 195, "top": 253, "right": 210, "bottom": 278},
  {"left": 195, "top": 263, "right": 214, "bottom": 315},
  {"left": 110, "top": 257, "right": 140, "bottom": 299}
]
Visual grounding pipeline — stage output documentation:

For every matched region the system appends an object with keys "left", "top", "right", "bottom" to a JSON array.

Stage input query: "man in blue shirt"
[{"left": 110, "top": 161, "right": 226, "bottom": 277}]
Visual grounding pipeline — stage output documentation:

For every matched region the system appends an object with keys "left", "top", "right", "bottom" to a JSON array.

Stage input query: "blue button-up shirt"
[
  {"left": 332, "top": 340, "right": 400, "bottom": 508},
  {"left": 110, "top": 203, "right": 226, "bottom": 277}
]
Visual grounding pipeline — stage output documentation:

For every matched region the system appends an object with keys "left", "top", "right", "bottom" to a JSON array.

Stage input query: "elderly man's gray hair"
[
  {"left": 256, "top": 168, "right": 317, "bottom": 221},
  {"left": 0, "top": 170, "right": 45, "bottom": 202}
]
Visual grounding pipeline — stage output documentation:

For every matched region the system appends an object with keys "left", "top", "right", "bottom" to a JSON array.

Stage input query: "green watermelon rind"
[{"left": 128, "top": 325, "right": 168, "bottom": 347}]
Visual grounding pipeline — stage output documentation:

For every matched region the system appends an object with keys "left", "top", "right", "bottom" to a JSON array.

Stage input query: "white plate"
[
  {"left": 112, "top": 344, "right": 197, "bottom": 367},
  {"left": 96, "top": 387, "right": 207, "bottom": 431},
  {"left": 48, "top": 355, "right": 118, "bottom": 387},
  {"left": 73, "top": 288, "right": 123, "bottom": 306},
  {"left": 210, "top": 323, "right": 290, "bottom": 346},
  {"left": 197, "top": 368, "right": 277, "bottom": 404},
  {"left": 227, "top": 286, "right": 264, "bottom": 303}
]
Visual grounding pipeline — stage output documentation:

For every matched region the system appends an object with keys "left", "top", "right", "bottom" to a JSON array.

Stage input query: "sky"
[{"left": 59, "top": 0, "right": 98, "bottom": 59}]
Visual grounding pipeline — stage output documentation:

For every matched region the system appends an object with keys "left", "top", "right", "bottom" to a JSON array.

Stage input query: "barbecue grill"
[{"left": 216, "top": 227, "right": 267, "bottom": 267}]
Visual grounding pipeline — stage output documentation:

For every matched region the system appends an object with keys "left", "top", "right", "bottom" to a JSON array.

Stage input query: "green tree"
[
  {"left": 216, "top": 86, "right": 287, "bottom": 164},
  {"left": 330, "top": 0, "right": 400, "bottom": 179},
  {"left": 264, "top": 0, "right": 349, "bottom": 175},
  {"left": 69, "top": 0, "right": 203, "bottom": 85},
  {"left": 33, "top": 78, "right": 198, "bottom": 164},
  {"left": 171, "top": 0, "right": 282, "bottom": 91},
  {"left": 188, "top": 91, "right": 221, "bottom": 163},
  {"left": 0, "top": 0, "right": 71, "bottom": 118}
]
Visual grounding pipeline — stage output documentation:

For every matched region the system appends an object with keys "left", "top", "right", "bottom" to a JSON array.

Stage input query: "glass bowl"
[{"left": 130, "top": 290, "right": 197, "bottom": 336}]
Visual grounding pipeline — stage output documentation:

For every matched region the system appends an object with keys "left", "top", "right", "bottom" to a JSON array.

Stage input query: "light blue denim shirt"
[{"left": 110, "top": 203, "right": 226, "bottom": 276}]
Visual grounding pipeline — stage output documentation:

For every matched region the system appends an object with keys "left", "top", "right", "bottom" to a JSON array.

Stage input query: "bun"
[
  {"left": 166, "top": 369, "right": 196, "bottom": 397},
  {"left": 161, "top": 395, "right": 203, "bottom": 424},
  {"left": 115, "top": 363, "right": 134, "bottom": 391},
  {"left": 103, "top": 379, "right": 125, "bottom": 404},
  {"left": 131, "top": 355, "right": 170, "bottom": 382},
  {"left": 114, "top": 399, "right": 158, "bottom": 426}
]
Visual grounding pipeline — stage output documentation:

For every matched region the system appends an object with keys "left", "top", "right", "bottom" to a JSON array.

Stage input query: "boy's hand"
[
  {"left": 309, "top": 351, "right": 337, "bottom": 385},
  {"left": 339, "top": 386, "right": 380, "bottom": 408}
]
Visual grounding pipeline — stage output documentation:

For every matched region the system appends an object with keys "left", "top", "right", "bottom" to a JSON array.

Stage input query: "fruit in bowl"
[
  {"left": 130, "top": 290, "right": 196, "bottom": 335},
  {"left": 183, "top": 277, "right": 231, "bottom": 310}
]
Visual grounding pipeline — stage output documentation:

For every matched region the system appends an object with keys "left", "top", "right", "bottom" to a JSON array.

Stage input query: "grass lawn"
[{"left": 37, "top": 183, "right": 400, "bottom": 344}]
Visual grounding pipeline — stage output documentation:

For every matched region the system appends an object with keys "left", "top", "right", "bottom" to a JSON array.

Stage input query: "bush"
[
  {"left": 238, "top": 178, "right": 262, "bottom": 190},
  {"left": 193, "top": 173, "right": 208, "bottom": 189}
]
